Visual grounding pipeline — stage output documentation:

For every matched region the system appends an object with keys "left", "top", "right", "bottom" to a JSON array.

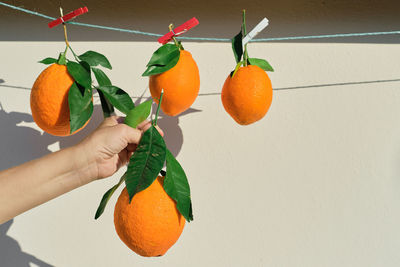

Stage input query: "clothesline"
[{"left": 1, "top": 1, "right": 400, "bottom": 42}]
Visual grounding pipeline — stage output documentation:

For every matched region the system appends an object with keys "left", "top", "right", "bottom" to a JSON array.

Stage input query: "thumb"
[{"left": 116, "top": 124, "right": 143, "bottom": 145}]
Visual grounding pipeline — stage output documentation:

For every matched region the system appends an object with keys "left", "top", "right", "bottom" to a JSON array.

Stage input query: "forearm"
[{"left": 0, "top": 145, "right": 97, "bottom": 224}]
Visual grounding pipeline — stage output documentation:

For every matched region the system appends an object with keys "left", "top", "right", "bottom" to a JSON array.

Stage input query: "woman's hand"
[
  {"left": 77, "top": 116, "right": 163, "bottom": 182},
  {"left": 0, "top": 116, "right": 164, "bottom": 223}
]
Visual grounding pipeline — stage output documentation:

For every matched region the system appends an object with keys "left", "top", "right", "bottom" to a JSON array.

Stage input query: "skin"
[{"left": 0, "top": 117, "right": 163, "bottom": 224}]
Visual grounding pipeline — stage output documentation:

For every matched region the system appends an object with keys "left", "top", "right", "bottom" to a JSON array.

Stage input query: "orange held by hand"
[
  {"left": 30, "top": 64, "right": 89, "bottom": 136},
  {"left": 221, "top": 65, "right": 273, "bottom": 125},
  {"left": 114, "top": 176, "right": 186, "bottom": 257}
]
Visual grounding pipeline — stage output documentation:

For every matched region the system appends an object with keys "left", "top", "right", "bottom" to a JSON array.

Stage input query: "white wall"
[{"left": 1, "top": 1, "right": 400, "bottom": 267}]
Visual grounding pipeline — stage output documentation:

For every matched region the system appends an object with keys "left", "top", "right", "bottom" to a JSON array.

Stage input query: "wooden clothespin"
[
  {"left": 242, "top": 17, "right": 269, "bottom": 46},
  {"left": 158, "top": 17, "right": 199, "bottom": 44},
  {"left": 48, "top": 7, "right": 88, "bottom": 28}
]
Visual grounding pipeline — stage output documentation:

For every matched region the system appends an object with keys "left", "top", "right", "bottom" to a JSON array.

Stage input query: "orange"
[
  {"left": 114, "top": 176, "right": 185, "bottom": 257},
  {"left": 30, "top": 63, "right": 88, "bottom": 136},
  {"left": 221, "top": 65, "right": 273, "bottom": 125},
  {"left": 149, "top": 50, "right": 200, "bottom": 116}
]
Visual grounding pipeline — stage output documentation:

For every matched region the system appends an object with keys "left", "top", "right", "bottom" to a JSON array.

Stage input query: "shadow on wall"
[
  {"left": 0, "top": 103, "right": 104, "bottom": 171},
  {"left": 0, "top": 84, "right": 198, "bottom": 265},
  {"left": 0, "top": 105, "right": 105, "bottom": 266},
  {"left": 134, "top": 94, "right": 201, "bottom": 157},
  {"left": 0, "top": 219, "right": 54, "bottom": 267},
  {"left": 0, "top": 82, "right": 202, "bottom": 168},
  {"left": 157, "top": 108, "right": 201, "bottom": 157}
]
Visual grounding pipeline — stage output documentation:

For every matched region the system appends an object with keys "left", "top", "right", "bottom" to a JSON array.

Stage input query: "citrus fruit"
[
  {"left": 30, "top": 63, "right": 89, "bottom": 136},
  {"left": 114, "top": 176, "right": 185, "bottom": 257},
  {"left": 221, "top": 65, "right": 273, "bottom": 125},
  {"left": 149, "top": 50, "right": 200, "bottom": 116}
]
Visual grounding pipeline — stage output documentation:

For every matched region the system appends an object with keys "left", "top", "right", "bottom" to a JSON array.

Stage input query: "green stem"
[
  {"left": 153, "top": 90, "right": 164, "bottom": 126},
  {"left": 231, "top": 61, "right": 243, "bottom": 77},
  {"left": 242, "top": 9, "right": 249, "bottom": 66},
  {"left": 172, "top": 36, "right": 180, "bottom": 48},
  {"left": 69, "top": 46, "right": 80, "bottom": 62},
  {"left": 169, "top": 24, "right": 183, "bottom": 50},
  {"left": 63, "top": 45, "right": 69, "bottom": 55}
]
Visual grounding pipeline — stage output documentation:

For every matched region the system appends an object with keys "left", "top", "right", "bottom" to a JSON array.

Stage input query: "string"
[{"left": 1, "top": 1, "right": 400, "bottom": 42}]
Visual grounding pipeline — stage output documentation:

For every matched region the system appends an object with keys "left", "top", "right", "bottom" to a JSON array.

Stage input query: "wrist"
[{"left": 70, "top": 142, "right": 99, "bottom": 185}]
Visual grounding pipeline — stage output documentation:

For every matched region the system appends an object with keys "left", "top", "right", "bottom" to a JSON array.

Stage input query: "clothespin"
[
  {"left": 48, "top": 7, "right": 88, "bottom": 28},
  {"left": 242, "top": 17, "right": 269, "bottom": 47},
  {"left": 158, "top": 17, "right": 199, "bottom": 44}
]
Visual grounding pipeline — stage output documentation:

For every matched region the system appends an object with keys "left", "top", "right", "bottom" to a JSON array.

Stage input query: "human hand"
[{"left": 77, "top": 116, "right": 163, "bottom": 182}]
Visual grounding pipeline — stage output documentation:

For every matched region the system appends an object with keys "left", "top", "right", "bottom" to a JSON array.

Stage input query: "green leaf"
[
  {"left": 98, "top": 90, "right": 115, "bottom": 118},
  {"left": 68, "top": 82, "right": 93, "bottom": 133},
  {"left": 124, "top": 100, "right": 152, "bottom": 128},
  {"left": 248, "top": 58, "right": 274, "bottom": 72},
  {"left": 79, "top": 50, "right": 112, "bottom": 69},
  {"left": 125, "top": 126, "right": 166, "bottom": 202},
  {"left": 231, "top": 30, "right": 243, "bottom": 64},
  {"left": 38, "top": 57, "right": 57, "bottom": 65},
  {"left": 142, "top": 60, "right": 179, "bottom": 76},
  {"left": 92, "top": 68, "right": 114, "bottom": 117},
  {"left": 146, "top": 44, "right": 180, "bottom": 66},
  {"left": 67, "top": 61, "right": 92, "bottom": 88},
  {"left": 92, "top": 68, "right": 111, "bottom": 86},
  {"left": 164, "top": 149, "right": 193, "bottom": 222},
  {"left": 96, "top": 85, "right": 134, "bottom": 115},
  {"left": 94, "top": 173, "right": 126, "bottom": 219},
  {"left": 142, "top": 44, "right": 180, "bottom": 76}
]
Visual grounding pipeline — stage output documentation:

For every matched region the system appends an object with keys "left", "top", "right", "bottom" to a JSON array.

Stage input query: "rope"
[{"left": 1, "top": 1, "right": 400, "bottom": 42}]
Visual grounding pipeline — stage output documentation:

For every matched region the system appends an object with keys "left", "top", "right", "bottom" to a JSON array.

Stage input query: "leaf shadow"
[
  {"left": 0, "top": 104, "right": 106, "bottom": 266},
  {"left": 157, "top": 107, "right": 202, "bottom": 157},
  {"left": 0, "top": 219, "right": 54, "bottom": 267},
  {"left": 0, "top": 106, "right": 57, "bottom": 170},
  {"left": 0, "top": 104, "right": 104, "bottom": 170},
  {"left": 57, "top": 105, "right": 105, "bottom": 149}
]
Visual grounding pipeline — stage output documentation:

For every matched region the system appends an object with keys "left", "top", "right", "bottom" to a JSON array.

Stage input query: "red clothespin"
[
  {"left": 48, "top": 7, "right": 88, "bottom": 28},
  {"left": 158, "top": 17, "right": 199, "bottom": 44}
]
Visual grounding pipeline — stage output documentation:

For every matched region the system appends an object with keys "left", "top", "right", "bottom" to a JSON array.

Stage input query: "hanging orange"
[
  {"left": 30, "top": 64, "right": 88, "bottom": 136},
  {"left": 221, "top": 65, "right": 273, "bottom": 125},
  {"left": 149, "top": 50, "right": 200, "bottom": 116},
  {"left": 114, "top": 176, "right": 185, "bottom": 257}
]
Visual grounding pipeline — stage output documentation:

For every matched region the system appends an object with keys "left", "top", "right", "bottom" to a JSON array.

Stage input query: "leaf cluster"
[
  {"left": 94, "top": 98, "right": 193, "bottom": 222},
  {"left": 39, "top": 49, "right": 134, "bottom": 133}
]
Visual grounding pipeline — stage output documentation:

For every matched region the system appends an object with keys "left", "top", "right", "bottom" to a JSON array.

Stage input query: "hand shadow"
[
  {"left": 0, "top": 104, "right": 104, "bottom": 266},
  {"left": 0, "top": 219, "right": 54, "bottom": 267}
]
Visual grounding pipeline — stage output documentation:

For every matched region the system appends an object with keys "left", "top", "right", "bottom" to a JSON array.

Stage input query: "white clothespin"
[{"left": 242, "top": 17, "right": 269, "bottom": 47}]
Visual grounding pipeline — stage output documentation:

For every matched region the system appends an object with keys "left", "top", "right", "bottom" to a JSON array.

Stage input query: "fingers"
[
  {"left": 137, "top": 120, "right": 164, "bottom": 137},
  {"left": 154, "top": 125, "right": 164, "bottom": 137},
  {"left": 99, "top": 116, "right": 119, "bottom": 128},
  {"left": 117, "top": 149, "right": 129, "bottom": 168},
  {"left": 116, "top": 124, "right": 143, "bottom": 145},
  {"left": 137, "top": 120, "right": 150, "bottom": 129},
  {"left": 114, "top": 119, "right": 164, "bottom": 144},
  {"left": 126, "top": 143, "right": 137, "bottom": 152}
]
